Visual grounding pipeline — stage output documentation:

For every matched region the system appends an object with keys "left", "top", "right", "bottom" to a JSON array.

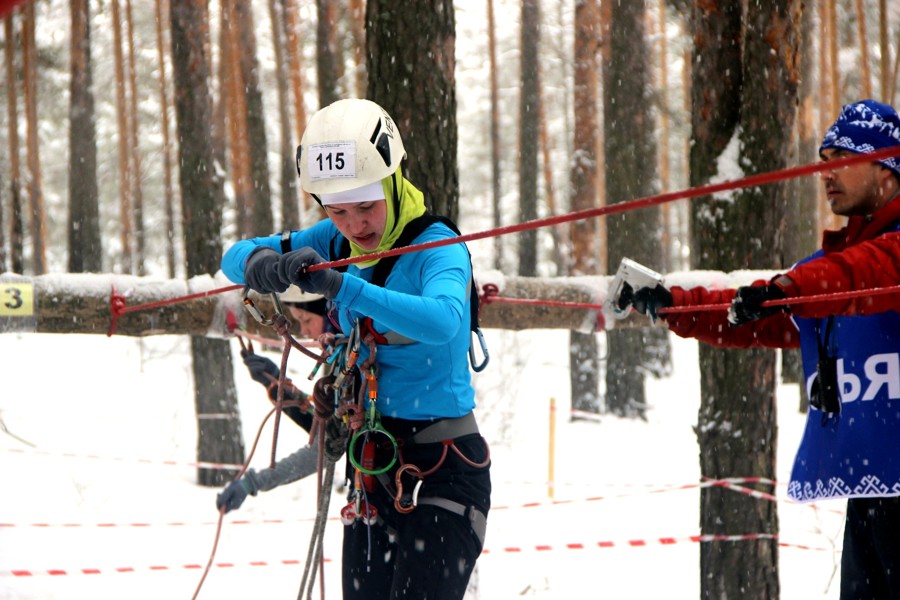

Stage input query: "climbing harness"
[{"left": 332, "top": 318, "right": 491, "bottom": 546}]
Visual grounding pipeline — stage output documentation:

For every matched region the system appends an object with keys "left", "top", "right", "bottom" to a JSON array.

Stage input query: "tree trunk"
[
  {"left": 569, "top": 0, "right": 600, "bottom": 415},
  {"left": 517, "top": 0, "right": 540, "bottom": 276},
  {"left": 222, "top": 0, "right": 253, "bottom": 238},
  {"left": 111, "top": 0, "right": 133, "bottom": 273},
  {"left": 783, "top": 1, "right": 818, "bottom": 392},
  {"left": 348, "top": 0, "right": 366, "bottom": 97},
  {"left": 170, "top": 0, "right": 244, "bottom": 487},
  {"left": 853, "top": 0, "right": 871, "bottom": 99},
  {"left": 315, "top": 0, "right": 339, "bottom": 107},
  {"left": 234, "top": 0, "right": 273, "bottom": 235},
  {"left": 68, "top": 0, "right": 102, "bottom": 274},
  {"left": 282, "top": 0, "right": 310, "bottom": 219},
  {"left": 22, "top": 2, "right": 46, "bottom": 275},
  {"left": 4, "top": 14, "right": 23, "bottom": 275},
  {"left": 366, "top": 0, "right": 459, "bottom": 221},
  {"left": 154, "top": 0, "right": 178, "bottom": 279},
  {"left": 603, "top": 0, "right": 670, "bottom": 419},
  {"left": 657, "top": 0, "right": 672, "bottom": 272},
  {"left": 123, "top": 0, "right": 146, "bottom": 275},
  {"left": 268, "top": 0, "right": 299, "bottom": 231},
  {"left": 879, "top": 0, "right": 890, "bottom": 102},
  {"left": 487, "top": 0, "right": 502, "bottom": 270},
  {"left": 690, "top": 1, "right": 800, "bottom": 596},
  {"left": 690, "top": 1, "right": 753, "bottom": 594}
]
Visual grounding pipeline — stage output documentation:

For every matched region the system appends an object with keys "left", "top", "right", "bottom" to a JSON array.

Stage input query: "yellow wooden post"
[{"left": 548, "top": 396, "right": 556, "bottom": 499}]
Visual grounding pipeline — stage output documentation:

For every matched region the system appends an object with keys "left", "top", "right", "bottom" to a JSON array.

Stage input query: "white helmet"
[
  {"left": 279, "top": 285, "right": 324, "bottom": 304},
  {"left": 297, "top": 99, "right": 405, "bottom": 195}
]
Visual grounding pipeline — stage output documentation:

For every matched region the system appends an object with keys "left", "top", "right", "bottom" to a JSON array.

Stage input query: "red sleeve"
[
  {"left": 663, "top": 284, "right": 799, "bottom": 349},
  {"left": 785, "top": 232, "right": 900, "bottom": 317}
]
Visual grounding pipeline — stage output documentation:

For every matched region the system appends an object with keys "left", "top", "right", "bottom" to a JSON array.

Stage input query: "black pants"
[
  {"left": 840, "top": 496, "right": 900, "bottom": 600},
  {"left": 341, "top": 431, "right": 491, "bottom": 600}
]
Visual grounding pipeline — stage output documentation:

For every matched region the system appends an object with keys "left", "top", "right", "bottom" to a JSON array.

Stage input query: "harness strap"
[
  {"left": 371, "top": 466, "right": 487, "bottom": 547},
  {"left": 409, "top": 412, "right": 479, "bottom": 445},
  {"left": 416, "top": 497, "right": 487, "bottom": 547}
]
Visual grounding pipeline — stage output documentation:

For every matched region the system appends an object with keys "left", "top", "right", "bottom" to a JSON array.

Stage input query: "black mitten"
[
  {"left": 618, "top": 282, "right": 673, "bottom": 321},
  {"left": 278, "top": 247, "right": 344, "bottom": 299},
  {"left": 244, "top": 247, "right": 290, "bottom": 294},
  {"left": 242, "top": 352, "right": 279, "bottom": 388},
  {"left": 728, "top": 284, "right": 788, "bottom": 326}
]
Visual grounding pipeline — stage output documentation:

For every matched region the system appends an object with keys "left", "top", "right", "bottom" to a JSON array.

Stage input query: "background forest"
[{"left": 2, "top": 1, "right": 900, "bottom": 598}]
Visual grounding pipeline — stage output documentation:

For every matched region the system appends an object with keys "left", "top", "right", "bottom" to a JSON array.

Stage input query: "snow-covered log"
[{"left": 0, "top": 269, "right": 780, "bottom": 337}]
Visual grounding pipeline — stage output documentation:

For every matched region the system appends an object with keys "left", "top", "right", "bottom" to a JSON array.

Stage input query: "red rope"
[
  {"left": 107, "top": 283, "right": 242, "bottom": 337},
  {"left": 659, "top": 283, "right": 900, "bottom": 315},
  {"left": 479, "top": 282, "right": 900, "bottom": 321},
  {"left": 191, "top": 402, "right": 300, "bottom": 600},
  {"left": 106, "top": 147, "right": 900, "bottom": 331},
  {"left": 307, "top": 146, "right": 900, "bottom": 273}
]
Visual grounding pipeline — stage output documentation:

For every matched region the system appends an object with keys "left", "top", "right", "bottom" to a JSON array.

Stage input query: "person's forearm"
[{"left": 245, "top": 444, "right": 319, "bottom": 492}]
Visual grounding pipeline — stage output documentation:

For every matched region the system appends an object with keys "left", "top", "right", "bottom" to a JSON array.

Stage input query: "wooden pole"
[{"left": 548, "top": 396, "right": 556, "bottom": 499}]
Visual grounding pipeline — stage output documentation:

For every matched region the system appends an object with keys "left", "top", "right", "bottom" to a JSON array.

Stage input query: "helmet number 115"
[{"left": 308, "top": 141, "right": 356, "bottom": 181}]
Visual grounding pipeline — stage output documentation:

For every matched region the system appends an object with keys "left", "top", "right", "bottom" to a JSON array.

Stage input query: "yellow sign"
[{"left": 0, "top": 283, "right": 34, "bottom": 317}]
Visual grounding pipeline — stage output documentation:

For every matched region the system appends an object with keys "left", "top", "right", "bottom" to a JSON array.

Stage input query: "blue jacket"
[
  {"left": 222, "top": 218, "right": 476, "bottom": 420},
  {"left": 789, "top": 245, "right": 900, "bottom": 502},
  {"left": 667, "top": 205, "right": 900, "bottom": 503}
]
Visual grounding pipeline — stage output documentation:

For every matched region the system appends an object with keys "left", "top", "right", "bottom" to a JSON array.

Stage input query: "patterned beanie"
[{"left": 819, "top": 99, "right": 900, "bottom": 178}]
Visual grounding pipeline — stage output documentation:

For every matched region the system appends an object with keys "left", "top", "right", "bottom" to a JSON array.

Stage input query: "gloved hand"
[
  {"left": 727, "top": 284, "right": 788, "bottom": 326},
  {"left": 244, "top": 247, "right": 290, "bottom": 294},
  {"left": 216, "top": 477, "right": 257, "bottom": 513},
  {"left": 278, "top": 247, "right": 344, "bottom": 299},
  {"left": 617, "top": 282, "right": 673, "bottom": 321},
  {"left": 242, "top": 351, "right": 279, "bottom": 387}
]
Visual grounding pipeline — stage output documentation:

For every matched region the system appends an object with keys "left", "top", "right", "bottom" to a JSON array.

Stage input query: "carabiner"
[
  {"left": 241, "top": 287, "right": 285, "bottom": 326},
  {"left": 348, "top": 427, "right": 398, "bottom": 475},
  {"left": 469, "top": 327, "right": 490, "bottom": 372}
]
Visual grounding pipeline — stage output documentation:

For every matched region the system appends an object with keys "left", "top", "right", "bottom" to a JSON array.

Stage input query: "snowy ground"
[{"left": 1, "top": 329, "right": 844, "bottom": 599}]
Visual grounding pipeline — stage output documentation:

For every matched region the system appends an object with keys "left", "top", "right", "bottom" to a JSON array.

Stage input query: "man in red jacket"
[{"left": 621, "top": 99, "right": 900, "bottom": 599}]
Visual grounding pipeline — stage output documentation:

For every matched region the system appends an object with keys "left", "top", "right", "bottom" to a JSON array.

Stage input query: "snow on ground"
[{"left": 0, "top": 329, "right": 843, "bottom": 599}]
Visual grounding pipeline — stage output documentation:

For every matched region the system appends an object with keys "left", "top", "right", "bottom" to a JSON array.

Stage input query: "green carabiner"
[{"left": 348, "top": 424, "right": 398, "bottom": 476}]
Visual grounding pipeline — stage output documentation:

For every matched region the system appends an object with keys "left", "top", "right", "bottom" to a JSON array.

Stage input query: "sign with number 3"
[
  {"left": 1, "top": 283, "right": 32, "bottom": 317},
  {"left": 0, "top": 280, "right": 36, "bottom": 333}
]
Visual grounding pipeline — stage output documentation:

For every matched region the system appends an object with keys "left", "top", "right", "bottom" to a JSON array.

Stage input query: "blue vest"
[{"left": 789, "top": 248, "right": 900, "bottom": 502}]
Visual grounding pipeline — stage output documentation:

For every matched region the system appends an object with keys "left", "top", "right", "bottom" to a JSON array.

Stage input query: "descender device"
[{"left": 604, "top": 257, "right": 665, "bottom": 321}]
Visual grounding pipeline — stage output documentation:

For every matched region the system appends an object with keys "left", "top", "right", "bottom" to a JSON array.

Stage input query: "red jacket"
[{"left": 665, "top": 194, "right": 900, "bottom": 347}]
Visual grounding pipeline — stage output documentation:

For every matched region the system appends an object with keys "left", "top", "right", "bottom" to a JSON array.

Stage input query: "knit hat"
[{"left": 819, "top": 99, "right": 900, "bottom": 178}]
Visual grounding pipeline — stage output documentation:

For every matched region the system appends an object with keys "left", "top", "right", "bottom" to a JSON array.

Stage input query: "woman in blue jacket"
[{"left": 221, "top": 98, "right": 490, "bottom": 600}]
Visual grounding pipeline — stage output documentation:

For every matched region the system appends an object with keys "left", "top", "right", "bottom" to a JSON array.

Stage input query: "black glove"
[
  {"left": 278, "top": 247, "right": 344, "bottom": 299},
  {"left": 617, "top": 282, "right": 673, "bottom": 321},
  {"left": 216, "top": 477, "right": 257, "bottom": 513},
  {"left": 242, "top": 351, "right": 279, "bottom": 387},
  {"left": 244, "top": 247, "right": 289, "bottom": 294},
  {"left": 727, "top": 284, "right": 788, "bottom": 326}
]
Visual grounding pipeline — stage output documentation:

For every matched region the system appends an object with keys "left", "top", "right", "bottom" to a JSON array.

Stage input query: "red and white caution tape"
[
  {"left": 0, "top": 532, "right": 831, "bottom": 577},
  {"left": 4, "top": 446, "right": 243, "bottom": 471},
  {"left": 0, "top": 558, "right": 327, "bottom": 577}
]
